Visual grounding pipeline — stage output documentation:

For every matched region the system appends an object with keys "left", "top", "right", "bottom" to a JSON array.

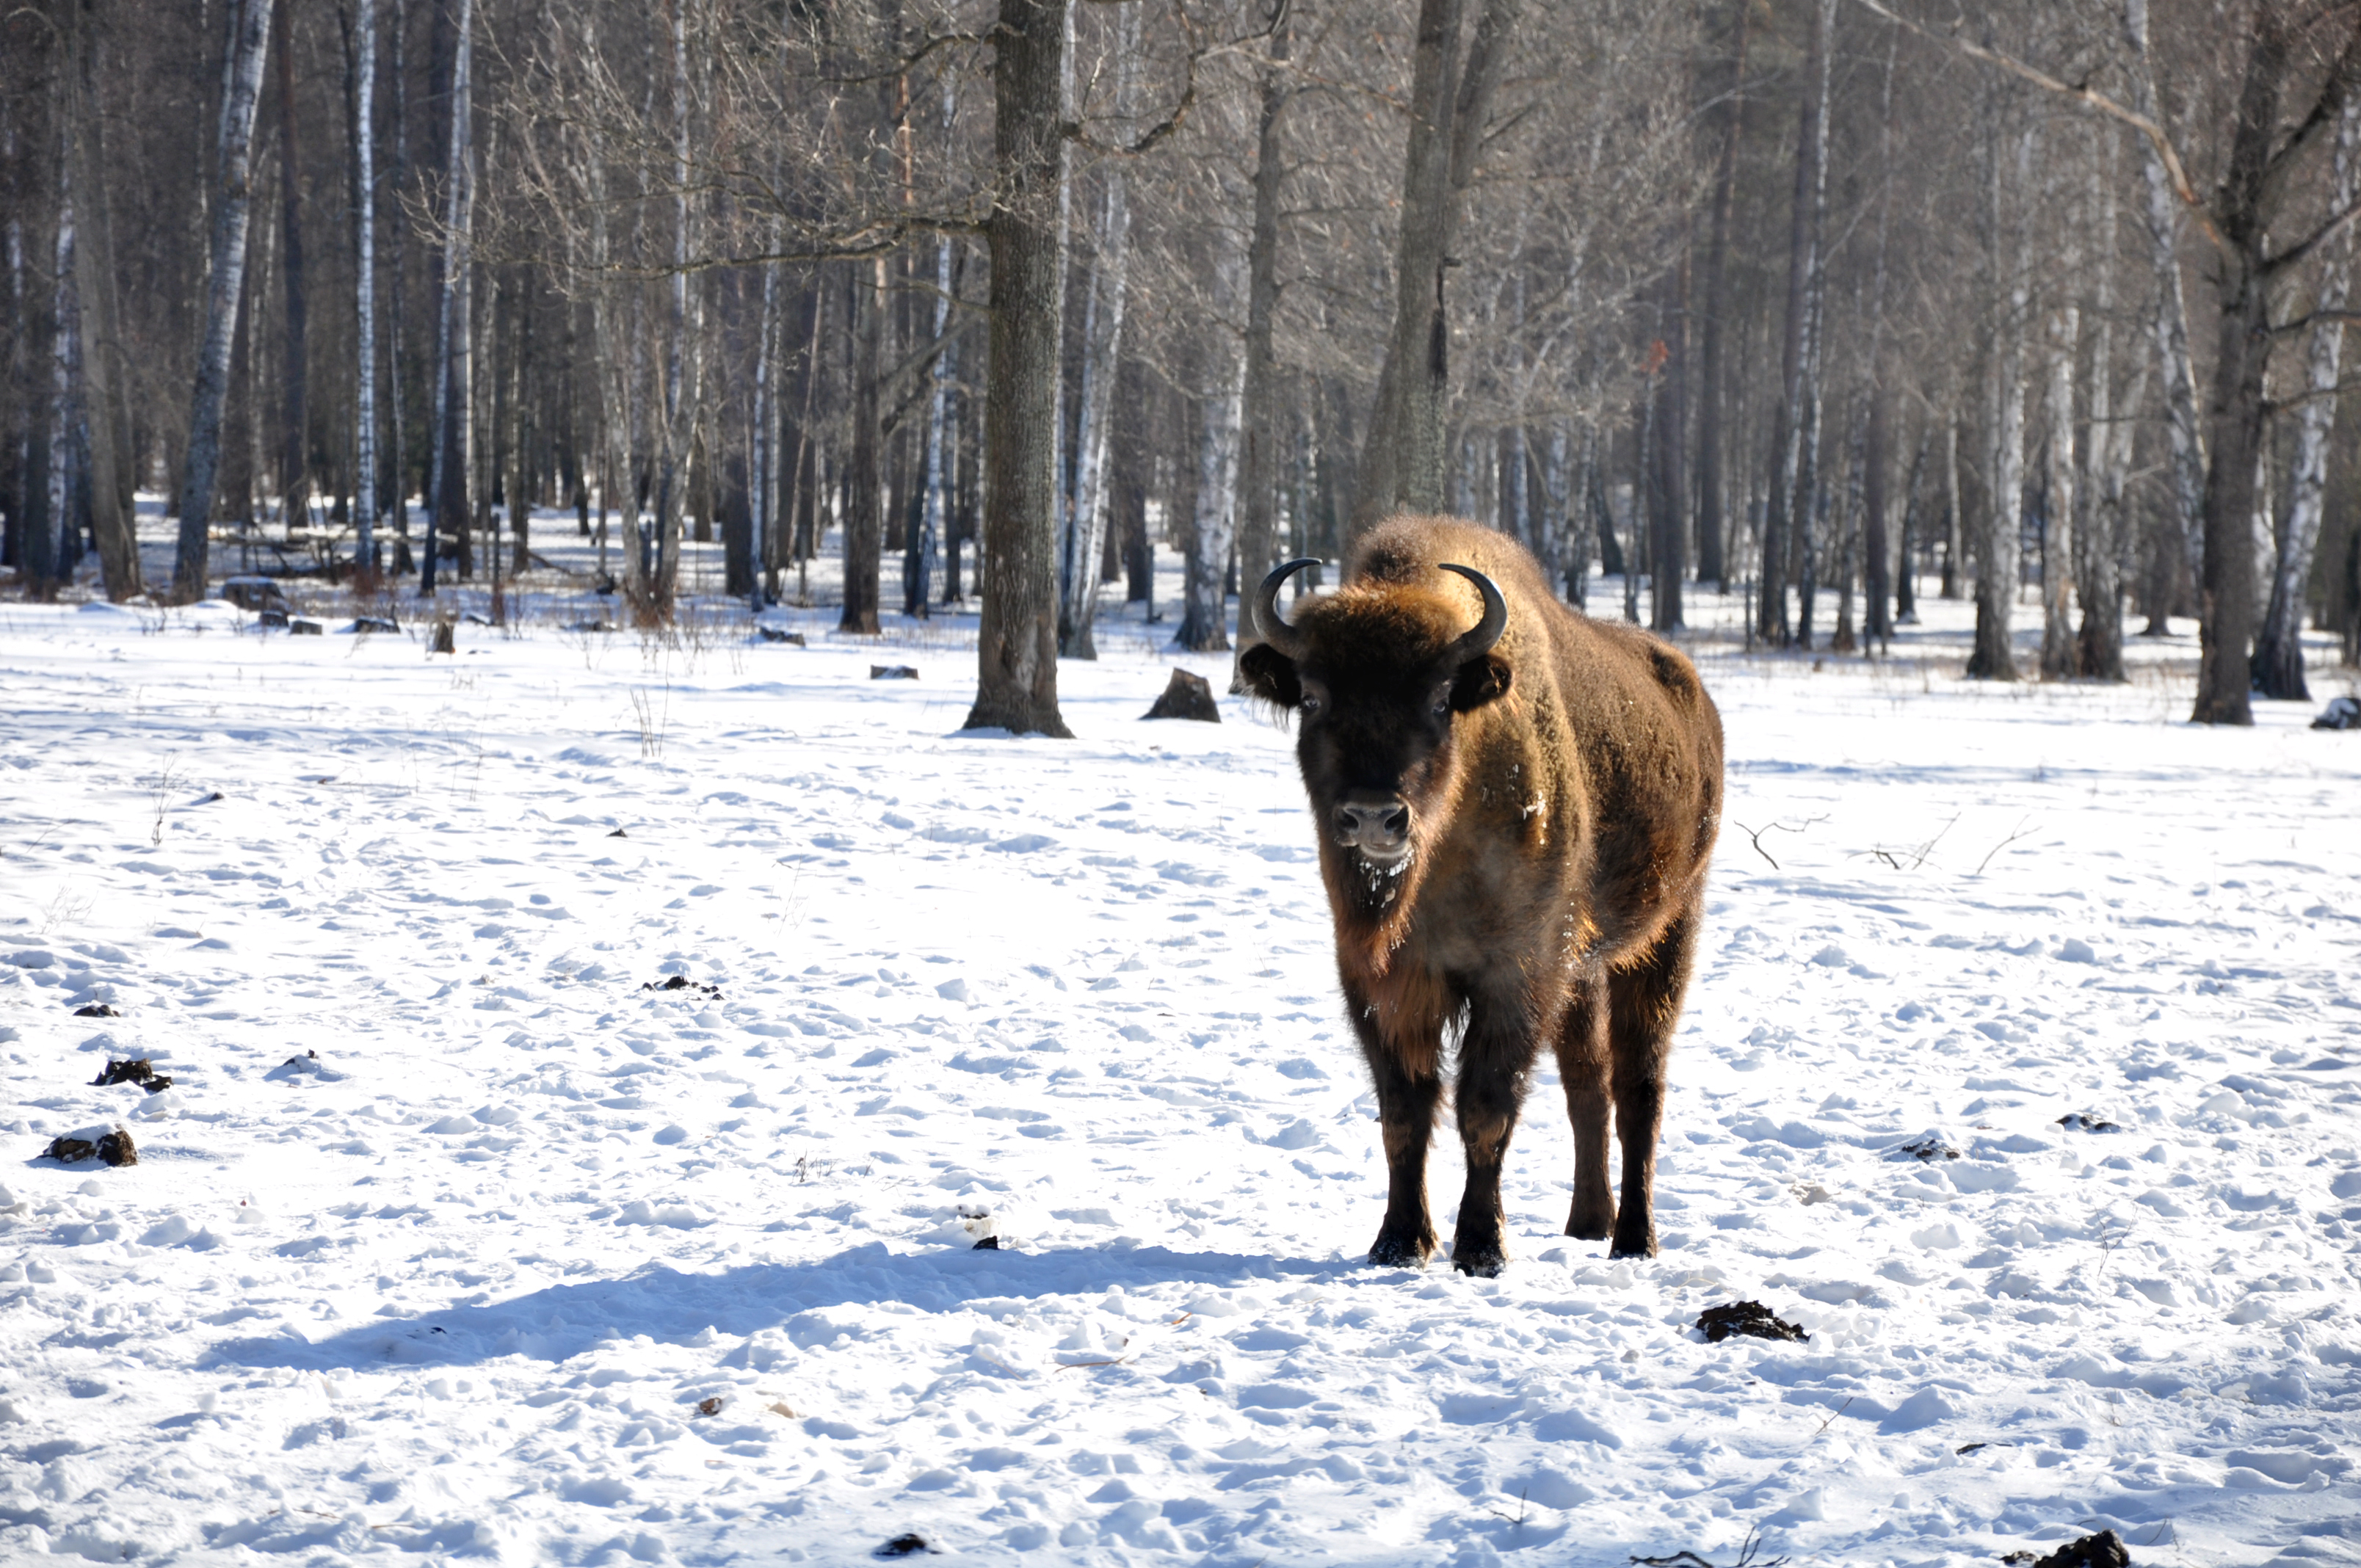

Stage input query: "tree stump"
[{"left": 1143, "top": 668, "right": 1220, "bottom": 722}]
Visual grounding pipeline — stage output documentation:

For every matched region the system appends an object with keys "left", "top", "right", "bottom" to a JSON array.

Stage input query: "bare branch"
[
  {"left": 2263, "top": 189, "right": 2361, "bottom": 278},
  {"left": 1843, "top": 0, "right": 2224, "bottom": 253}
]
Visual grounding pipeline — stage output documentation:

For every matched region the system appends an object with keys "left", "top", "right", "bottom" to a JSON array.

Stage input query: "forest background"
[{"left": 4, "top": 0, "right": 2361, "bottom": 729}]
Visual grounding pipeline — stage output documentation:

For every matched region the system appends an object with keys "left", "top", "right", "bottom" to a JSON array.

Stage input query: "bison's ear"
[
  {"left": 1450, "top": 653, "right": 1512, "bottom": 713},
  {"left": 1237, "top": 642, "right": 1302, "bottom": 709}
]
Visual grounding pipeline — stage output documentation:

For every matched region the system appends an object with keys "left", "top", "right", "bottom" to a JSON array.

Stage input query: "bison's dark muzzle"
[{"left": 1334, "top": 794, "right": 1412, "bottom": 862}]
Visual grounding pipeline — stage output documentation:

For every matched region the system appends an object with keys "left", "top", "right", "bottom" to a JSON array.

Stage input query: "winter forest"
[{"left": 3, "top": 0, "right": 2360, "bottom": 1563}]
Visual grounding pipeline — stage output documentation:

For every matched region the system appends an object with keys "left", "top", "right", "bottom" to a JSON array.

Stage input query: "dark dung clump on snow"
[
  {"left": 1142, "top": 667, "right": 1222, "bottom": 722},
  {"left": 46, "top": 1129, "right": 137, "bottom": 1166},
  {"left": 2057, "top": 1112, "right": 2120, "bottom": 1133},
  {"left": 972, "top": 1235, "right": 1002, "bottom": 1251},
  {"left": 1896, "top": 1134, "right": 1961, "bottom": 1161},
  {"left": 92, "top": 1059, "right": 172, "bottom": 1092},
  {"left": 1695, "top": 1300, "right": 1807, "bottom": 1344},
  {"left": 874, "top": 1533, "right": 932, "bottom": 1558},
  {"left": 643, "top": 976, "right": 723, "bottom": 999},
  {"left": 695, "top": 1396, "right": 724, "bottom": 1417},
  {"left": 73, "top": 1003, "right": 121, "bottom": 1018},
  {"left": 2030, "top": 1531, "right": 2130, "bottom": 1568}
]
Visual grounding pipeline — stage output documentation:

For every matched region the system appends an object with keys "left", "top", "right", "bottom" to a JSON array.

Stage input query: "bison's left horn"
[
  {"left": 1439, "top": 564, "right": 1507, "bottom": 658},
  {"left": 1252, "top": 559, "right": 1319, "bottom": 658}
]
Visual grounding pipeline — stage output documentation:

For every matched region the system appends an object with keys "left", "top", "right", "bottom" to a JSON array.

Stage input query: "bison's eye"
[
  {"left": 1299, "top": 693, "right": 1323, "bottom": 717},
  {"left": 1431, "top": 691, "right": 1452, "bottom": 719}
]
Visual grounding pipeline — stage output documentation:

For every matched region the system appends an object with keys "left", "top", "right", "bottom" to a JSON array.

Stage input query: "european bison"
[{"left": 1240, "top": 515, "right": 1723, "bottom": 1271}]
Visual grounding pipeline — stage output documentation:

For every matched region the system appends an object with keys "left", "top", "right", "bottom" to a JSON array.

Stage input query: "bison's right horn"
[
  {"left": 1439, "top": 564, "right": 1507, "bottom": 658},
  {"left": 1252, "top": 559, "right": 1319, "bottom": 658}
]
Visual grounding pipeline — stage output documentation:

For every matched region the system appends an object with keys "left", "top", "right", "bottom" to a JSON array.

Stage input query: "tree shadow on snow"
[{"left": 203, "top": 1241, "right": 1357, "bottom": 1373}]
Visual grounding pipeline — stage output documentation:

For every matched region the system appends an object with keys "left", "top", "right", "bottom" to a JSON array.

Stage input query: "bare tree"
[
  {"left": 171, "top": 0, "right": 274, "bottom": 602},
  {"left": 965, "top": 0, "right": 1073, "bottom": 736}
]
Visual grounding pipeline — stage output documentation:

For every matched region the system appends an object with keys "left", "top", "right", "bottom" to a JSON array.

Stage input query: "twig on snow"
[
  {"left": 1732, "top": 816, "right": 1827, "bottom": 872},
  {"left": 1633, "top": 1527, "right": 1787, "bottom": 1568},
  {"left": 1972, "top": 818, "right": 2039, "bottom": 876}
]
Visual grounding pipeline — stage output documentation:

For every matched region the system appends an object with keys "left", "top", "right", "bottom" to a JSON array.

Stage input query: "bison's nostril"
[{"left": 1336, "top": 799, "right": 1411, "bottom": 850}]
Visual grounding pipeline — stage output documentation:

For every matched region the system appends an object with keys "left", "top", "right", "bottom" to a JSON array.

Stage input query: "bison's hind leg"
[
  {"left": 1553, "top": 970, "right": 1615, "bottom": 1241},
  {"left": 1603, "top": 897, "right": 1703, "bottom": 1259}
]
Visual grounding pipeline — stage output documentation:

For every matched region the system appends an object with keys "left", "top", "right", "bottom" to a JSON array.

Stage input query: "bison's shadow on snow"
[{"left": 201, "top": 1243, "right": 1354, "bottom": 1373}]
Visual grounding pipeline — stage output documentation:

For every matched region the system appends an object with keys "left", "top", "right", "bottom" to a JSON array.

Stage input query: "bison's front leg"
[
  {"left": 1363, "top": 1049, "right": 1442, "bottom": 1267},
  {"left": 1347, "top": 981, "right": 1443, "bottom": 1268},
  {"left": 1449, "top": 984, "right": 1546, "bottom": 1277}
]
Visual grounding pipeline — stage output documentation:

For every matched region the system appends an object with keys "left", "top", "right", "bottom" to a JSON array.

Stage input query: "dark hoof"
[
  {"left": 1451, "top": 1242, "right": 1507, "bottom": 1277},
  {"left": 1607, "top": 1227, "right": 1659, "bottom": 1260},
  {"left": 1565, "top": 1202, "right": 1614, "bottom": 1242},
  {"left": 1368, "top": 1228, "right": 1435, "bottom": 1269}
]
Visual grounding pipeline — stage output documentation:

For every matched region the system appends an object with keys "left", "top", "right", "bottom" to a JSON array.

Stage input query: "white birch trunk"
[
  {"left": 1056, "top": 9, "right": 1139, "bottom": 658},
  {"left": 1542, "top": 424, "right": 1573, "bottom": 601},
  {"left": 918, "top": 233, "right": 956, "bottom": 620},
  {"left": 650, "top": 0, "right": 697, "bottom": 613},
  {"left": 424, "top": 0, "right": 474, "bottom": 596},
  {"left": 49, "top": 161, "right": 79, "bottom": 587},
  {"left": 1178, "top": 244, "right": 1247, "bottom": 651},
  {"left": 2039, "top": 145, "right": 2081, "bottom": 680},
  {"left": 748, "top": 243, "right": 778, "bottom": 613},
  {"left": 2078, "top": 136, "right": 2133, "bottom": 680},
  {"left": 170, "top": 0, "right": 275, "bottom": 601},
  {"left": 2122, "top": 0, "right": 2205, "bottom": 589},
  {"left": 353, "top": 0, "right": 379, "bottom": 572}
]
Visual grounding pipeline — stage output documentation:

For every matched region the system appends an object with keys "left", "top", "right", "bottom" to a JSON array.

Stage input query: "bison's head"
[{"left": 1238, "top": 559, "right": 1512, "bottom": 909}]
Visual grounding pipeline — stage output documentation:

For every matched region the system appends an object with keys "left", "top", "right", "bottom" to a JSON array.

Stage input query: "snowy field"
[{"left": 4, "top": 530, "right": 2361, "bottom": 1567}]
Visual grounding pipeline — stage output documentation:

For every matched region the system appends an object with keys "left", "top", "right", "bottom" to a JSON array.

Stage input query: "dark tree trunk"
[
  {"left": 1863, "top": 395, "right": 1890, "bottom": 645},
  {"left": 1347, "top": 0, "right": 1516, "bottom": 537},
  {"left": 841, "top": 257, "right": 885, "bottom": 634},
  {"left": 65, "top": 3, "right": 139, "bottom": 599},
  {"left": 1894, "top": 417, "right": 1927, "bottom": 624},
  {"left": 2191, "top": 13, "right": 2298, "bottom": 725},
  {"left": 963, "top": 0, "right": 1071, "bottom": 736}
]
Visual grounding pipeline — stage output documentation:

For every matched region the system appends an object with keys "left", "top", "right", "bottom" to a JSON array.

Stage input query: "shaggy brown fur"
[{"left": 1240, "top": 515, "right": 1724, "bottom": 1269}]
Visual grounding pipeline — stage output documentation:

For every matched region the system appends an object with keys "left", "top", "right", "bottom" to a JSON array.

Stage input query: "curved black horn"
[
  {"left": 1438, "top": 564, "right": 1507, "bottom": 658},
  {"left": 1252, "top": 559, "right": 1319, "bottom": 657}
]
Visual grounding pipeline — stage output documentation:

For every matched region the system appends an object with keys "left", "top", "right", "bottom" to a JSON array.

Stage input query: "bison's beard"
[{"left": 1324, "top": 839, "right": 1429, "bottom": 976}]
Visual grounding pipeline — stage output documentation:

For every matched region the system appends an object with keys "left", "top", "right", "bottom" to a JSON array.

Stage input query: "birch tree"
[
  {"left": 1056, "top": 5, "right": 1140, "bottom": 658},
  {"left": 422, "top": 0, "right": 474, "bottom": 598},
  {"left": 171, "top": 0, "right": 274, "bottom": 603},
  {"left": 352, "top": 0, "right": 380, "bottom": 578}
]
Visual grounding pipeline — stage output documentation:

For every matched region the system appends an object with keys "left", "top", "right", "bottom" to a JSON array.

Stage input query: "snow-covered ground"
[{"left": 4, "top": 529, "right": 2360, "bottom": 1567}]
